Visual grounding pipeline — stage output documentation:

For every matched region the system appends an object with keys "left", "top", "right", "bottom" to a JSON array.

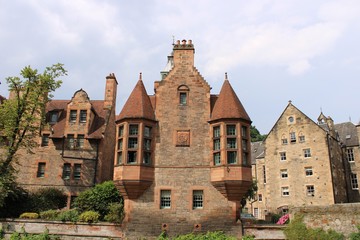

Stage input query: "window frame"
[
  {"left": 41, "top": 134, "right": 50, "bottom": 147},
  {"left": 304, "top": 148, "right": 311, "bottom": 158},
  {"left": 62, "top": 163, "right": 71, "bottom": 180},
  {"left": 306, "top": 185, "right": 315, "bottom": 196},
  {"left": 305, "top": 167, "right": 313, "bottom": 176},
  {"left": 290, "top": 132, "right": 296, "bottom": 143},
  {"left": 160, "top": 190, "right": 171, "bottom": 209},
  {"left": 281, "top": 186, "right": 290, "bottom": 196},
  {"left": 37, "top": 162, "right": 46, "bottom": 178},
  {"left": 351, "top": 173, "right": 359, "bottom": 189},
  {"left": 280, "top": 152, "right": 287, "bottom": 161},
  {"left": 347, "top": 148, "right": 355, "bottom": 162},
  {"left": 79, "top": 110, "right": 87, "bottom": 123},
  {"left": 69, "top": 110, "right": 77, "bottom": 123},
  {"left": 280, "top": 169, "right": 288, "bottom": 179},
  {"left": 192, "top": 190, "right": 204, "bottom": 209},
  {"left": 73, "top": 164, "right": 81, "bottom": 180}
]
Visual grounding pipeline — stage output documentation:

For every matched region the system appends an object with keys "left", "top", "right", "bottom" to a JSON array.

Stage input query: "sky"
[{"left": 1, "top": 0, "right": 359, "bottom": 134}]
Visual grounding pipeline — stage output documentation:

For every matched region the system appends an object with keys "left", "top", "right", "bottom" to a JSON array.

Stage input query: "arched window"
[{"left": 178, "top": 85, "right": 189, "bottom": 105}]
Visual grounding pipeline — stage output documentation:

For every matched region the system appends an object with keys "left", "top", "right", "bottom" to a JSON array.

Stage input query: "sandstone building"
[
  {"left": 11, "top": 74, "right": 118, "bottom": 206},
  {"left": 249, "top": 102, "right": 359, "bottom": 220},
  {"left": 113, "top": 40, "right": 252, "bottom": 237}
]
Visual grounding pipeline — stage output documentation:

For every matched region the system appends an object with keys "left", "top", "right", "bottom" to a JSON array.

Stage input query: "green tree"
[
  {"left": 74, "top": 181, "right": 122, "bottom": 220},
  {"left": 241, "top": 180, "right": 258, "bottom": 208},
  {"left": 250, "top": 125, "right": 267, "bottom": 142},
  {"left": 0, "top": 64, "right": 66, "bottom": 207}
]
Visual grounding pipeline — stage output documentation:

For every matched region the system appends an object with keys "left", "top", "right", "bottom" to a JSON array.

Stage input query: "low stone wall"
[
  {"left": 291, "top": 203, "right": 360, "bottom": 237},
  {"left": 0, "top": 219, "right": 124, "bottom": 239},
  {"left": 244, "top": 225, "right": 286, "bottom": 240}
]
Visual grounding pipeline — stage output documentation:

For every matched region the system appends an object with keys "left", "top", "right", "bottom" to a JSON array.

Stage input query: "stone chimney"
[
  {"left": 173, "top": 39, "right": 195, "bottom": 67},
  {"left": 104, "top": 73, "right": 118, "bottom": 110}
]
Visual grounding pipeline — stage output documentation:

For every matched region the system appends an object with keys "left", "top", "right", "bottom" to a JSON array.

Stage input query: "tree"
[
  {"left": 0, "top": 64, "right": 66, "bottom": 207},
  {"left": 241, "top": 180, "right": 258, "bottom": 209},
  {"left": 250, "top": 125, "right": 267, "bottom": 142}
]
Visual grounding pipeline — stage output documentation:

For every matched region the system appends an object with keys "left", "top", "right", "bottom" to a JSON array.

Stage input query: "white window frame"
[
  {"left": 351, "top": 173, "right": 359, "bottom": 189},
  {"left": 281, "top": 169, "right": 288, "bottom": 179},
  {"left": 280, "top": 152, "right": 286, "bottom": 161},
  {"left": 304, "top": 148, "right": 311, "bottom": 158},
  {"left": 281, "top": 187, "right": 289, "bottom": 196},
  {"left": 305, "top": 167, "right": 313, "bottom": 176},
  {"left": 160, "top": 190, "right": 171, "bottom": 209},
  {"left": 193, "top": 190, "right": 203, "bottom": 209},
  {"left": 347, "top": 148, "right": 355, "bottom": 162},
  {"left": 306, "top": 185, "right": 315, "bottom": 196}
]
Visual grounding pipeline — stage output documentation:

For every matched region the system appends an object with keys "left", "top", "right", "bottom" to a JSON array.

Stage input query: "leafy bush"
[
  {"left": 19, "top": 212, "right": 39, "bottom": 219},
  {"left": 74, "top": 181, "right": 122, "bottom": 219},
  {"left": 40, "top": 209, "right": 60, "bottom": 220},
  {"left": 27, "top": 188, "right": 67, "bottom": 213},
  {"left": 242, "top": 235, "right": 255, "bottom": 240},
  {"left": 104, "top": 202, "right": 124, "bottom": 223},
  {"left": 56, "top": 209, "right": 79, "bottom": 222},
  {"left": 79, "top": 211, "right": 100, "bottom": 223},
  {"left": 8, "top": 228, "right": 60, "bottom": 240},
  {"left": 157, "top": 231, "right": 236, "bottom": 240},
  {"left": 284, "top": 215, "right": 344, "bottom": 240}
]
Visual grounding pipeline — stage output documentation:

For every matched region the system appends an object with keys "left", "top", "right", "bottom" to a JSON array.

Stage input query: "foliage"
[
  {"left": 156, "top": 231, "right": 236, "bottom": 240},
  {"left": 242, "top": 235, "right": 255, "bottom": 240},
  {"left": 19, "top": 212, "right": 39, "bottom": 219},
  {"left": 0, "top": 64, "right": 66, "bottom": 207},
  {"left": 104, "top": 202, "right": 125, "bottom": 223},
  {"left": 56, "top": 209, "right": 79, "bottom": 222},
  {"left": 78, "top": 211, "right": 100, "bottom": 223},
  {"left": 74, "top": 181, "right": 122, "bottom": 220},
  {"left": 241, "top": 180, "right": 258, "bottom": 208},
  {"left": 284, "top": 214, "right": 344, "bottom": 240},
  {"left": 39, "top": 209, "right": 60, "bottom": 220},
  {"left": 349, "top": 226, "right": 360, "bottom": 240},
  {"left": 250, "top": 126, "right": 267, "bottom": 142},
  {"left": 27, "top": 188, "right": 67, "bottom": 213},
  {"left": 8, "top": 228, "right": 59, "bottom": 240},
  {"left": 0, "top": 184, "right": 28, "bottom": 218}
]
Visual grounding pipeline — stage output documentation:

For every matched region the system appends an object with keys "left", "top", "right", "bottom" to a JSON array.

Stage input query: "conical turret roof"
[
  {"left": 117, "top": 77, "right": 155, "bottom": 121},
  {"left": 210, "top": 78, "right": 250, "bottom": 122}
]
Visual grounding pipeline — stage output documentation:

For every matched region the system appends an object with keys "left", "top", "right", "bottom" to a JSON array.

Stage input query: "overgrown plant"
[
  {"left": 104, "top": 202, "right": 125, "bottom": 223},
  {"left": 78, "top": 211, "right": 100, "bottom": 223}
]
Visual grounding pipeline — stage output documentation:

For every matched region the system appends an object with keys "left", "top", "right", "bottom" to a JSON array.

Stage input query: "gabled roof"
[
  {"left": 210, "top": 79, "right": 250, "bottom": 122},
  {"left": 335, "top": 122, "right": 359, "bottom": 147},
  {"left": 117, "top": 79, "right": 155, "bottom": 121}
]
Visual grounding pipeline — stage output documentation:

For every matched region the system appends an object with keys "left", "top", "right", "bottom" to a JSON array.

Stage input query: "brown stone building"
[
  {"left": 13, "top": 74, "right": 118, "bottom": 206},
  {"left": 113, "top": 40, "right": 252, "bottom": 237},
  {"left": 249, "top": 102, "right": 349, "bottom": 219}
]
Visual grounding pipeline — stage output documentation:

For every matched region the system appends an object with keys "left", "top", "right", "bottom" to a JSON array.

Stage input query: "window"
[
  {"left": 263, "top": 166, "right": 266, "bottom": 184},
  {"left": 305, "top": 167, "right": 313, "bottom": 176},
  {"left": 143, "top": 152, "right": 151, "bottom": 164},
  {"left": 258, "top": 194, "right": 263, "bottom": 202},
  {"left": 227, "top": 151, "right": 237, "bottom": 164},
  {"left": 290, "top": 132, "right": 296, "bottom": 143},
  {"left": 282, "top": 138, "right": 288, "bottom": 145},
  {"left": 347, "top": 148, "right": 355, "bottom": 162},
  {"left": 128, "top": 151, "right": 137, "bottom": 164},
  {"left": 227, "top": 125, "right": 236, "bottom": 135},
  {"left": 62, "top": 163, "right": 71, "bottom": 180},
  {"left": 281, "top": 169, "right": 288, "bottom": 179},
  {"left": 242, "top": 139, "right": 248, "bottom": 151},
  {"left": 37, "top": 163, "right": 46, "bottom": 178},
  {"left": 41, "top": 134, "right": 49, "bottom": 147},
  {"left": 79, "top": 110, "right": 87, "bottom": 123},
  {"left": 304, "top": 148, "right": 311, "bottom": 158},
  {"left": 160, "top": 190, "right": 171, "bottom": 209},
  {"left": 281, "top": 187, "right": 289, "bottom": 196},
  {"left": 49, "top": 111, "right": 58, "bottom": 123},
  {"left": 73, "top": 164, "right": 81, "bottom": 180},
  {"left": 351, "top": 173, "right": 359, "bottom": 189},
  {"left": 129, "top": 124, "right": 138, "bottom": 135},
  {"left": 213, "top": 139, "right": 220, "bottom": 150},
  {"left": 306, "top": 185, "right": 315, "bottom": 196},
  {"left": 227, "top": 138, "right": 236, "bottom": 149},
  {"left": 299, "top": 135, "right": 305, "bottom": 143},
  {"left": 128, "top": 138, "right": 138, "bottom": 149},
  {"left": 144, "top": 139, "right": 151, "bottom": 151},
  {"left": 118, "top": 125, "right": 124, "bottom": 137},
  {"left": 67, "top": 134, "right": 75, "bottom": 149},
  {"left": 254, "top": 208, "right": 259, "bottom": 218},
  {"left": 117, "top": 152, "right": 122, "bottom": 165},
  {"left": 213, "top": 126, "right": 220, "bottom": 138},
  {"left": 77, "top": 135, "right": 84, "bottom": 148},
  {"left": 118, "top": 139, "right": 123, "bottom": 150},
  {"left": 144, "top": 126, "right": 151, "bottom": 137},
  {"left": 179, "top": 92, "right": 187, "bottom": 105},
  {"left": 69, "top": 110, "right": 77, "bottom": 122},
  {"left": 213, "top": 152, "right": 221, "bottom": 165},
  {"left": 280, "top": 152, "right": 286, "bottom": 161},
  {"left": 193, "top": 190, "right": 203, "bottom": 209},
  {"left": 241, "top": 126, "right": 247, "bottom": 138},
  {"left": 242, "top": 152, "right": 248, "bottom": 165},
  {"left": 288, "top": 116, "right": 294, "bottom": 123}
]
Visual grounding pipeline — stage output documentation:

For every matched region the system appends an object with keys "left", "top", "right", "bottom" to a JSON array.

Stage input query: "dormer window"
[
  {"left": 49, "top": 111, "right": 58, "bottom": 123},
  {"left": 80, "top": 110, "right": 87, "bottom": 123},
  {"left": 70, "top": 110, "right": 77, "bottom": 123}
]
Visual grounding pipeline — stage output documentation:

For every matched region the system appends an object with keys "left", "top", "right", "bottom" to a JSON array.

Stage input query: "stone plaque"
[{"left": 176, "top": 130, "right": 190, "bottom": 146}]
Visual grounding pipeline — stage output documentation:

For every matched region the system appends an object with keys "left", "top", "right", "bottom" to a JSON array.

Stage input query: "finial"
[
  {"left": 288, "top": 100, "right": 292, "bottom": 104},
  {"left": 225, "top": 72, "right": 228, "bottom": 80},
  {"left": 139, "top": 72, "right": 142, "bottom": 80},
  {"left": 320, "top": 107, "right": 323, "bottom": 113},
  {"left": 172, "top": 35, "right": 175, "bottom": 46}
]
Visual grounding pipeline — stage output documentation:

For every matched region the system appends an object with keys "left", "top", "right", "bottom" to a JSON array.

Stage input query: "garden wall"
[
  {"left": 0, "top": 219, "right": 124, "bottom": 239},
  {"left": 290, "top": 203, "right": 360, "bottom": 237}
]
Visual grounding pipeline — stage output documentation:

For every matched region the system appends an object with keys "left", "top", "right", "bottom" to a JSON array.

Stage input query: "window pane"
[
  {"left": 306, "top": 185, "right": 315, "bottom": 196},
  {"left": 305, "top": 167, "right": 313, "bottom": 176},
  {"left": 70, "top": 110, "right": 77, "bottom": 122},
  {"left": 351, "top": 173, "right": 359, "bottom": 189},
  {"left": 347, "top": 148, "right": 355, "bottom": 162},
  {"left": 242, "top": 152, "right": 248, "bottom": 165},
  {"left": 213, "top": 139, "right": 220, "bottom": 150},
  {"left": 193, "top": 190, "right": 203, "bottom": 209},
  {"left": 144, "top": 126, "right": 151, "bottom": 137},
  {"left": 128, "top": 138, "right": 138, "bottom": 149},
  {"left": 304, "top": 149, "right": 311, "bottom": 158},
  {"left": 77, "top": 135, "right": 84, "bottom": 148},
  {"left": 227, "top": 151, "right": 237, "bottom": 164},
  {"left": 67, "top": 135, "right": 75, "bottom": 149},
  {"left": 128, "top": 151, "right": 137, "bottom": 164},
  {"left": 37, "top": 163, "right": 46, "bottom": 178},
  {"left": 119, "top": 126, "right": 124, "bottom": 137},
  {"left": 227, "top": 125, "right": 236, "bottom": 135},
  {"left": 41, "top": 134, "right": 49, "bottom": 147},
  {"left": 50, "top": 112, "right": 58, "bottom": 123},
  {"left": 179, "top": 92, "right": 187, "bottom": 105},
  {"left": 129, "top": 125, "right": 138, "bottom": 135},
  {"left": 144, "top": 139, "right": 151, "bottom": 151},
  {"left": 282, "top": 187, "right": 289, "bottom": 196},
  {"left": 118, "top": 139, "right": 123, "bottom": 150},
  {"left": 73, "top": 164, "right": 81, "bottom": 180},
  {"left": 227, "top": 138, "right": 236, "bottom": 149},
  {"left": 280, "top": 152, "right": 286, "bottom": 161},
  {"left": 160, "top": 190, "right": 171, "bottom": 209},
  {"left": 117, "top": 152, "right": 122, "bottom": 165},
  {"left": 63, "top": 163, "right": 71, "bottom": 179},
  {"left": 290, "top": 132, "right": 296, "bottom": 143},
  {"left": 241, "top": 126, "right": 247, "bottom": 138},
  {"left": 242, "top": 139, "right": 248, "bottom": 151},
  {"left": 213, "top": 152, "right": 221, "bottom": 165},
  {"left": 80, "top": 110, "right": 87, "bottom": 123},
  {"left": 143, "top": 152, "right": 151, "bottom": 164},
  {"left": 281, "top": 169, "right": 288, "bottom": 178},
  {"left": 213, "top": 126, "right": 220, "bottom": 138}
]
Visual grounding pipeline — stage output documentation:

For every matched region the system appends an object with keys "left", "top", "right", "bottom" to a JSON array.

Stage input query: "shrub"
[
  {"left": 56, "top": 209, "right": 79, "bottom": 222},
  {"left": 19, "top": 212, "right": 39, "bottom": 219},
  {"left": 74, "top": 181, "right": 122, "bottom": 220},
  {"left": 104, "top": 202, "right": 124, "bottom": 223},
  {"left": 157, "top": 231, "right": 237, "bottom": 240},
  {"left": 0, "top": 185, "right": 28, "bottom": 218},
  {"left": 28, "top": 188, "right": 67, "bottom": 213},
  {"left": 79, "top": 211, "right": 100, "bottom": 223},
  {"left": 40, "top": 209, "right": 60, "bottom": 220}
]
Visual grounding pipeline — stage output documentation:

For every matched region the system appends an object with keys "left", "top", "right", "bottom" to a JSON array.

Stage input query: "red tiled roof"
[
  {"left": 210, "top": 80, "right": 251, "bottom": 122},
  {"left": 117, "top": 80, "right": 155, "bottom": 121}
]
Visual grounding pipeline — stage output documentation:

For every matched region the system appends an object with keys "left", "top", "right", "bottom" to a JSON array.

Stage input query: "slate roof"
[
  {"left": 210, "top": 80, "right": 251, "bottom": 122},
  {"left": 335, "top": 122, "right": 359, "bottom": 147},
  {"left": 117, "top": 80, "right": 156, "bottom": 121},
  {"left": 251, "top": 141, "right": 265, "bottom": 165}
]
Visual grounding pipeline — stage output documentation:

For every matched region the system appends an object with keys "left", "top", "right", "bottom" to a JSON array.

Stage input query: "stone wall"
[{"left": 291, "top": 203, "right": 360, "bottom": 237}]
